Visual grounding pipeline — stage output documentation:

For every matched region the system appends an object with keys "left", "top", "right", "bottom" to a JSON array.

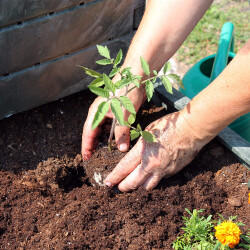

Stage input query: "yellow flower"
[
  {"left": 215, "top": 221, "right": 241, "bottom": 248},
  {"left": 248, "top": 193, "right": 250, "bottom": 205}
]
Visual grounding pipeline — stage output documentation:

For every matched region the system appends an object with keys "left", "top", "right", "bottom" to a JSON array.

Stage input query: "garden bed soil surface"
[{"left": 0, "top": 90, "right": 249, "bottom": 249}]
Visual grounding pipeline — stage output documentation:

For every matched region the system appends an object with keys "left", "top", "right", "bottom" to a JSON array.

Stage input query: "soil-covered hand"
[
  {"left": 104, "top": 111, "right": 208, "bottom": 192},
  {"left": 81, "top": 85, "right": 146, "bottom": 160}
]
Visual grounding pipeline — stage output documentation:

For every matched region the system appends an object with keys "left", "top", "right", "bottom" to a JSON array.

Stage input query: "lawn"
[{"left": 177, "top": 0, "right": 249, "bottom": 65}]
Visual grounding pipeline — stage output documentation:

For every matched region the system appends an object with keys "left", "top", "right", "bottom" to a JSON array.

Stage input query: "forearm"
[
  {"left": 122, "top": 0, "right": 213, "bottom": 75},
  {"left": 182, "top": 40, "right": 250, "bottom": 141}
]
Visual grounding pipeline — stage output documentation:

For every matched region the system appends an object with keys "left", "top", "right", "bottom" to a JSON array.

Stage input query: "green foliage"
[
  {"left": 173, "top": 209, "right": 215, "bottom": 250},
  {"left": 92, "top": 101, "right": 109, "bottom": 130},
  {"left": 80, "top": 45, "right": 182, "bottom": 148},
  {"left": 173, "top": 209, "right": 250, "bottom": 250},
  {"left": 177, "top": 1, "right": 249, "bottom": 65},
  {"left": 239, "top": 232, "right": 250, "bottom": 249}
]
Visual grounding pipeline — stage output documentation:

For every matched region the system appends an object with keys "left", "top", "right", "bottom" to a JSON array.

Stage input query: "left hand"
[{"left": 104, "top": 111, "right": 207, "bottom": 192}]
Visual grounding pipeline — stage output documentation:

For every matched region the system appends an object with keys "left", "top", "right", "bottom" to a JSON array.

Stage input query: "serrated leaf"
[
  {"left": 161, "top": 76, "right": 173, "bottom": 94},
  {"left": 109, "top": 67, "right": 120, "bottom": 78},
  {"left": 117, "top": 78, "right": 131, "bottom": 89},
  {"left": 140, "top": 56, "right": 150, "bottom": 76},
  {"left": 124, "top": 121, "right": 130, "bottom": 127},
  {"left": 110, "top": 98, "right": 124, "bottom": 126},
  {"left": 168, "top": 73, "right": 184, "bottom": 89},
  {"left": 134, "top": 75, "right": 142, "bottom": 81},
  {"left": 130, "top": 130, "right": 140, "bottom": 141},
  {"left": 114, "top": 49, "right": 123, "bottom": 67},
  {"left": 103, "top": 73, "right": 116, "bottom": 94},
  {"left": 89, "top": 78, "right": 104, "bottom": 87},
  {"left": 145, "top": 80, "right": 154, "bottom": 101},
  {"left": 97, "top": 45, "right": 110, "bottom": 59},
  {"left": 163, "top": 61, "right": 171, "bottom": 74},
  {"left": 92, "top": 101, "right": 109, "bottom": 130},
  {"left": 121, "top": 67, "right": 132, "bottom": 75},
  {"left": 133, "top": 79, "right": 140, "bottom": 88},
  {"left": 141, "top": 131, "right": 157, "bottom": 143},
  {"left": 119, "top": 96, "right": 136, "bottom": 114},
  {"left": 78, "top": 66, "right": 102, "bottom": 78},
  {"left": 128, "top": 113, "right": 136, "bottom": 124},
  {"left": 88, "top": 86, "right": 109, "bottom": 98},
  {"left": 153, "top": 70, "right": 158, "bottom": 76},
  {"left": 96, "top": 59, "right": 112, "bottom": 65}
]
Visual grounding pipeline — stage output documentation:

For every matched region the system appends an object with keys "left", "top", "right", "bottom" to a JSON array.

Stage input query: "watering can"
[{"left": 181, "top": 22, "right": 250, "bottom": 142}]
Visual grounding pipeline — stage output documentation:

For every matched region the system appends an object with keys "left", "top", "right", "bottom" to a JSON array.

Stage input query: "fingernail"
[
  {"left": 119, "top": 143, "right": 128, "bottom": 152},
  {"left": 105, "top": 181, "right": 113, "bottom": 187}
]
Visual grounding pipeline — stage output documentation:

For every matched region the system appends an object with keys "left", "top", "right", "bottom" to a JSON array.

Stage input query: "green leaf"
[
  {"left": 137, "top": 124, "right": 142, "bottom": 131},
  {"left": 130, "top": 130, "right": 140, "bottom": 141},
  {"left": 92, "top": 101, "right": 109, "bottom": 130},
  {"left": 103, "top": 73, "right": 116, "bottom": 94},
  {"left": 121, "top": 67, "right": 132, "bottom": 75},
  {"left": 119, "top": 96, "right": 136, "bottom": 114},
  {"left": 161, "top": 76, "right": 173, "bottom": 94},
  {"left": 141, "top": 131, "right": 157, "bottom": 143},
  {"left": 109, "top": 67, "right": 120, "bottom": 78},
  {"left": 78, "top": 66, "right": 102, "bottom": 78},
  {"left": 110, "top": 98, "right": 124, "bottom": 126},
  {"left": 133, "top": 79, "right": 140, "bottom": 88},
  {"left": 124, "top": 121, "right": 131, "bottom": 127},
  {"left": 163, "top": 61, "right": 171, "bottom": 74},
  {"left": 134, "top": 75, "right": 142, "bottom": 81},
  {"left": 114, "top": 49, "right": 123, "bottom": 67},
  {"left": 145, "top": 80, "right": 154, "bottom": 101},
  {"left": 153, "top": 70, "right": 158, "bottom": 76},
  {"left": 128, "top": 113, "right": 136, "bottom": 124},
  {"left": 117, "top": 78, "right": 131, "bottom": 89},
  {"left": 97, "top": 45, "right": 110, "bottom": 59},
  {"left": 168, "top": 73, "right": 184, "bottom": 89},
  {"left": 89, "top": 78, "right": 104, "bottom": 87},
  {"left": 140, "top": 56, "right": 150, "bottom": 76},
  {"left": 88, "top": 86, "right": 109, "bottom": 98},
  {"left": 96, "top": 59, "right": 112, "bottom": 65}
]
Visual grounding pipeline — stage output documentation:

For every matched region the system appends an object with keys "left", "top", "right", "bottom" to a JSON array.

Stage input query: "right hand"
[{"left": 81, "top": 84, "right": 146, "bottom": 160}]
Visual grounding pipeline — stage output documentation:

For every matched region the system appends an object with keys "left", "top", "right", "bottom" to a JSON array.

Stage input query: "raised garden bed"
[{"left": 0, "top": 89, "right": 249, "bottom": 249}]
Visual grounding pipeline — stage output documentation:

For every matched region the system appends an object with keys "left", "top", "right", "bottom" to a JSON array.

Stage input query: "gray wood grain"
[
  {"left": 0, "top": 0, "right": 135, "bottom": 75},
  {"left": 0, "top": 38, "right": 130, "bottom": 120},
  {"left": 0, "top": 0, "right": 93, "bottom": 28}
]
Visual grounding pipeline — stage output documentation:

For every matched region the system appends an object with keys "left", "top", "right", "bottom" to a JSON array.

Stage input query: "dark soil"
[{"left": 0, "top": 90, "right": 249, "bottom": 249}]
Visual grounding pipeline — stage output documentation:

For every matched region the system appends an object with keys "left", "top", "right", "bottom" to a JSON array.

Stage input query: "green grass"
[{"left": 177, "top": 0, "right": 250, "bottom": 65}]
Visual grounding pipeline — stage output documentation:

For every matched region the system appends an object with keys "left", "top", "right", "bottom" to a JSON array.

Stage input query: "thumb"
[{"left": 115, "top": 125, "right": 130, "bottom": 152}]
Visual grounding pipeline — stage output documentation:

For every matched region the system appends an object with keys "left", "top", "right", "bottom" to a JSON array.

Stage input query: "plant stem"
[{"left": 108, "top": 117, "right": 117, "bottom": 151}]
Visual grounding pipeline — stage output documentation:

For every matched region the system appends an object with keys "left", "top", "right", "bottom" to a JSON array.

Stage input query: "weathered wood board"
[
  {"left": 0, "top": 38, "right": 130, "bottom": 119},
  {"left": 0, "top": 0, "right": 137, "bottom": 75},
  {"left": 0, "top": 0, "right": 144, "bottom": 28},
  {"left": 0, "top": 0, "right": 95, "bottom": 28}
]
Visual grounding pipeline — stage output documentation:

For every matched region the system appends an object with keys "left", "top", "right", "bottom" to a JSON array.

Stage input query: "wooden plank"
[
  {"left": 0, "top": 0, "right": 93, "bottom": 28},
  {"left": 0, "top": 37, "right": 131, "bottom": 120},
  {"left": 0, "top": 0, "right": 135, "bottom": 75}
]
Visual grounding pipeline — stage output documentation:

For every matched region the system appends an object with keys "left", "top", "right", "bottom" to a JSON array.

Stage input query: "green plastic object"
[{"left": 181, "top": 22, "right": 250, "bottom": 142}]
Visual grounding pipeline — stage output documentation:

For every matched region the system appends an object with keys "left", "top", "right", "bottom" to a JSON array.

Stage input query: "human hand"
[
  {"left": 104, "top": 111, "right": 208, "bottom": 192},
  {"left": 81, "top": 84, "right": 146, "bottom": 160}
]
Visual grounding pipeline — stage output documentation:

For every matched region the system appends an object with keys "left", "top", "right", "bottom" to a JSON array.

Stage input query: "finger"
[
  {"left": 82, "top": 98, "right": 110, "bottom": 160},
  {"left": 118, "top": 163, "right": 151, "bottom": 192},
  {"left": 115, "top": 125, "right": 130, "bottom": 152},
  {"left": 142, "top": 174, "right": 161, "bottom": 191},
  {"left": 105, "top": 141, "right": 143, "bottom": 187}
]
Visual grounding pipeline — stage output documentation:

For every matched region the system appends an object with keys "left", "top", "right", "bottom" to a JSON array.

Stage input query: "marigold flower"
[
  {"left": 248, "top": 193, "right": 250, "bottom": 205},
  {"left": 215, "top": 221, "right": 241, "bottom": 248}
]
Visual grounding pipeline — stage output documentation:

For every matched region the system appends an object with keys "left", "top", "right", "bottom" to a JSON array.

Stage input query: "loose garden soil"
[{"left": 0, "top": 89, "right": 249, "bottom": 249}]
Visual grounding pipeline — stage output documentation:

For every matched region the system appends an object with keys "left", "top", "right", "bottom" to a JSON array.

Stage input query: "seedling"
[{"left": 79, "top": 45, "right": 183, "bottom": 151}]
